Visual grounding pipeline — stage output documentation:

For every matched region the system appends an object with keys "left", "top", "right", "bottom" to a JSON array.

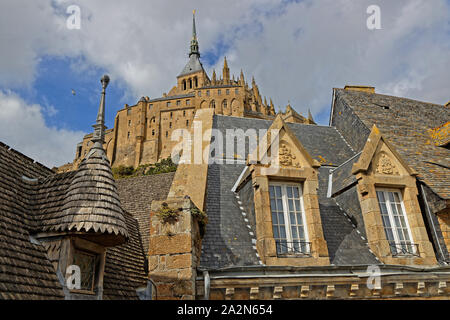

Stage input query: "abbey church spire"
[
  {"left": 178, "top": 10, "right": 205, "bottom": 78},
  {"left": 190, "top": 10, "right": 200, "bottom": 57}
]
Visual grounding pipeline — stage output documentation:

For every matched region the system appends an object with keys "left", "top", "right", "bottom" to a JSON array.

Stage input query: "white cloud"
[
  {"left": 0, "top": 90, "right": 85, "bottom": 167},
  {"left": 0, "top": 0, "right": 449, "bottom": 165}
]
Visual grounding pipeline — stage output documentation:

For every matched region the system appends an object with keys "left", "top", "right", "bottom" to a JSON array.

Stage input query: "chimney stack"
[{"left": 344, "top": 85, "right": 375, "bottom": 94}]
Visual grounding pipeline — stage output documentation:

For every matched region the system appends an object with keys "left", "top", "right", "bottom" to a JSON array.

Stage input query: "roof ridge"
[
  {"left": 0, "top": 140, "right": 54, "bottom": 175},
  {"left": 336, "top": 88, "right": 445, "bottom": 108}
]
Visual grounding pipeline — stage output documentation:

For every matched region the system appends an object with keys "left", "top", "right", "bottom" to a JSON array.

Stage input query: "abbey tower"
[{"left": 69, "top": 12, "right": 315, "bottom": 170}]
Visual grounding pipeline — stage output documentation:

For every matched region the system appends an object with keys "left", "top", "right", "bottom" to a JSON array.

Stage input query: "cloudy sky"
[{"left": 0, "top": 0, "right": 449, "bottom": 167}]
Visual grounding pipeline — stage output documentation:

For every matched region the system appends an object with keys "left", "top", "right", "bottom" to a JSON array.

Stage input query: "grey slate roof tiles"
[
  {"left": 103, "top": 212, "right": 148, "bottom": 300},
  {"left": 0, "top": 142, "right": 65, "bottom": 299},
  {"left": 200, "top": 162, "right": 260, "bottom": 269},
  {"left": 330, "top": 152, "right": 361, "bottom": 196},
  {"left": 317, "top": 168, "right": 378, "bottom": 265},
  {"left": 116, "top": 172, "right": 176, "bottom": 254},
  {"left": 335, "top": 88, "right": 450, "bottom": 199},
  {"left": 201, "top": 115, "right": 378, "bottom": 270},
  {"left": 213, "top": 115, "right": 355, "bottom": 167}
]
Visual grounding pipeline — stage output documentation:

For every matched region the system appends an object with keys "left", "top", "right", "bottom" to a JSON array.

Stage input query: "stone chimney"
[
  {"left": 148, "top": 197, "right": 204, "bottom": 300},
  {"left": 344, "top": 85, "right": 375, "bottom": 94}
]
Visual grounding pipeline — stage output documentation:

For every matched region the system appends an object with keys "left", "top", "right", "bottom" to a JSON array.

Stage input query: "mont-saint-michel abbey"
[
  {"left": 0, "top": 12, "right": 449, "bottom": 301},
  {"left": 66, "top": 13, "right": 314, "bottom": 172}
]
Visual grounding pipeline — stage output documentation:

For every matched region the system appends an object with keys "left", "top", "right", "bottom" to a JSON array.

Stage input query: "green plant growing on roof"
[
  {"left": 191, "top": 207, "right": 208, "bottom": 238},
  {"left": 157, "top": 202, "right": 181, "bottom": 224}
]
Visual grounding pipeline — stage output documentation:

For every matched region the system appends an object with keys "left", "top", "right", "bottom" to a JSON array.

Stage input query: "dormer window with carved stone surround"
[
  {"left": 352, "top": 125, "right": 437, "bottom": 265},
  {"left": 246, "top": 116, "right": 330, "bottom": 266}
]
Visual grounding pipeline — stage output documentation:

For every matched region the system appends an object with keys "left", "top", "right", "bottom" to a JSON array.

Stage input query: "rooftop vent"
[{"left": 344, "top": 85, "right": 375, "bottom": 94}]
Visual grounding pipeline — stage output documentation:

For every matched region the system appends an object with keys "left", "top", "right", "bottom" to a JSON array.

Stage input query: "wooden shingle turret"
[{"left": 38, "top": 75, "right": 128, "bottom": 246}]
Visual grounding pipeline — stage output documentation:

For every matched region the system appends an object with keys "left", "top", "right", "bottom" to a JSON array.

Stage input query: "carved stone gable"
[
  {"left": 279, "top": 142, "right": 301, "bottom": 168},
  {"left": 375, "top": 152, "right": 399, "bottom": 175}
]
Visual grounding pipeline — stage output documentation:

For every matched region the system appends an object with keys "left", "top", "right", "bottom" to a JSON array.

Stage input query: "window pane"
[
  {"left": 273, "top": 226, "right": 279, "bottom": 239},
  {"left": 72, "top": 251, "right": 96, "bottom": 291},
  {"left": 296, "top": 213, "right": 303, "bottom": 226},
  {"left": 291, "top": 226, "right": 298, "bottom": 239},
  {"left": 382, "top": 215, "right": 391, "bottom": 228},
  {"left": 393, "top": 192, "right": 401, "bottom": 203},
  {"left": 294, "top": 200, "right": 300, "bottom": 211},
  {"left": 280, "top": 226, "right": 286, "bottom": 238},
  {"left": 270, "top": 198, "right": 276, "bottom": 211},
  {"left": 388, "top": 192, "right": 395, "bottom": 202},
  {"left": 288, "top": 199, "right": 294, "bottom": 212},
  {"left": 269, "top": 186, "right": 275, "bottom": 199},
  {"left": 287, "top": 187, "right": 293, "bottom": 198},
  {"left": 289, "top": 212, "right": 296, "bottom": 225},
  {"left": 272, "top": 212, "right": 278, "bottom": 224},
  {"left": 275, "top": 186, "right": 282, "bottom": 197},
  {"left": 385, "top": 228, "right": 395, "bottom": 242},
  {"left": 278, "top": 212, "right": 285, "bottom": 225},
  {"left": 298, "top": 227, "right": 305, "bottom": 240},
  {"left": 376, "top": 191, "right": 385, "bottom": 203},
  {"left": 379, "top": 202, "right": 388, "bottom": 215},
  {"left": 293, "top": 187, "right": 299, "bottom": 198},
  {"left": 277, "top": 199, "right": 283, "bottom": 211}
]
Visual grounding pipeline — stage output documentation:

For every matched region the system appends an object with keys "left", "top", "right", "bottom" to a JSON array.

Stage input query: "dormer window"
[
  {"left": 269, "top": 183, "right": 310, "bottom": 255},
  {"left": 376, "top": 189, "right": 417, "bottom": 256},
  {"left": 72, "top": 249, "right": 97, "bottom": 292}
]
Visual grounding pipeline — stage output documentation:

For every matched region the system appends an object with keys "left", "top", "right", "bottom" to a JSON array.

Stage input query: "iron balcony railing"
[
  {"left": 275, "top": 241, "right": 312, "bottom": 256},
  {"left": 389, "top": 243, "right": 420, "bottom": 257}
]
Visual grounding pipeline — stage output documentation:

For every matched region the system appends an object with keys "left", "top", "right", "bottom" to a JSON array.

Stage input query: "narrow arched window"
[
  {"left": 222, "top": 99, "right": 228, "bottom": 109},
  {"left": 210, "top": 100, "right": 215, "bottom": 109}
]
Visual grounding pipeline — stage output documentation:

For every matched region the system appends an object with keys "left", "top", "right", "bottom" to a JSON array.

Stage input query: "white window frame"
[
  {"left": 376, "top": 188, "right": 417, "bottom": 256},
  {"left": 269, "top": 182, "right": 310, "bottom": 255}
]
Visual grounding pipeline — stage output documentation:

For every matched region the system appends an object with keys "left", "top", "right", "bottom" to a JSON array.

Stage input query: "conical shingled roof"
[
  {"left": 37, "top": 75, "right": 128, "bottom": 246},
  {"left": 51, "top": 142, "right": 128, "bottom": 243}
]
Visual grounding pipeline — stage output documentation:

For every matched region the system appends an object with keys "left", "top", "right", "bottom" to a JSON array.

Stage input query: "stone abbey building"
[
  {"left": 69, "top": 13, "right": 314, "bottom": 171},
  {"left": 0, "top": 14, "right": 449, "bottom": 300}
]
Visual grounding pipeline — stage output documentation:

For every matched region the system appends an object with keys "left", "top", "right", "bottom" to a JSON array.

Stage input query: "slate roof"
[
  {"left": 330, "top": 152, "right": 361, "bottom": 196},
  {"left": 212, "top": 115, "right": 355, "bottom": 166},
  {"left": 0, "top": 141, "right": 148, "bottom": 299},
  {"left": 148, "top": 93, "right": 195, "bottom": 103},
  {"left": 103, "top": 211, "right": 148, "bottom": 300},
  {"left": 200, "top": 115, "right": 378, "bottom": 270},
  {"left": 335, "top": 89, "right": 450, "bottom": 199},
  {"left": 200, "top": 162, "right": 260, "bottom": 269},
  {"left": 178, "top": 54, "right": 205, "bottom": 77},
  {"left": 0, "top": 142, "right": 65, "bottom": 299},
  {"left": 116, "top": 172, "right": 176, "bottom": 255},
  {"left": 317, "top": 167, "right": 379, "bottom": 265}
]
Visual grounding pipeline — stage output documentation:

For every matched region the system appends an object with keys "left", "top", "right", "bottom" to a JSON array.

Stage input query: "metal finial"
[
  {"left": 101, "top": 75, "right": 110, "bottom": 90},
  {"left": 91, "top": 75, "right": 109, "bottom": 146}
]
